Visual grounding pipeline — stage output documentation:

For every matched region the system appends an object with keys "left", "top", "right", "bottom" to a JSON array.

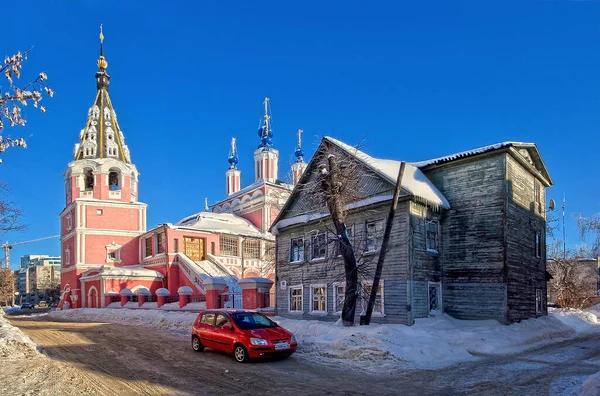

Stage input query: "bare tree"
[
  {"left": 0, "top": 268, "right": 15, "bottom": 306},
  {"left": 0, "top": 182, "right": 25, "bottom": 238},
  {"left": 1, "top": 49, "right": 53, "bottom": 162},
  {"left": 547, "top": 242, "right": 598, "bottom": 309}
]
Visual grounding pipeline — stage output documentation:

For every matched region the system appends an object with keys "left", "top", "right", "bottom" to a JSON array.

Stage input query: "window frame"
[
  {"left": 201, "top": 313, "right": 216, "bottom": 326},
  {"left": 365, "top": 219, "right": 385, "bottom": 254},
  {"left": 219, "top": 235, "right": 239, "bottom": 257},
  {"left": 333, "top": 282, "right": 345, "bottom": 315},
  {"left": 534, "top": 181, "right": 542, "bottom": 213},
  {"left": 290, "top": 237, "right": 305, "bottom": 263},
  {"left": 310, "top": 232, "right": 327, "bottom": 262},
  {"left": 426, "top": 219, "right": 440, "bottom": 253},
  {"left": 535, "top": 232, "right": 542, "bottom": 258},
  {"left": 288, "top": 285, "right": 303, "bottom": 314},
  {"left": 535, "top": 288, "right": 543, "bottom": 315},
  {"left": 243, "top": 239, "right": 261, "bottom": 260},
  {"left": 361, "top": 280, "right": 385, "bottom": 316},
  {"left": 144, "top": 236, "right": 153, "bottom": 258},
  {"left": 310, "top": 283, "right": 327, "bottom": 315},
  {"left": 156, "top": 232, "right": 166, "bottom": 255}
]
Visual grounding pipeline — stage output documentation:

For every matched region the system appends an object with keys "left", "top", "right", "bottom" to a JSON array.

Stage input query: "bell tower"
[
  {"left": 254, "top": 97, "right": 279, "bottom": 183},
  {"left": 59, "top": 26, "right": 147, "bottom": 308}
]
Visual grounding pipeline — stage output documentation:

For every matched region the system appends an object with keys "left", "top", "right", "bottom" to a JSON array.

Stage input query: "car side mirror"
[{"left": 222, "top": 324, "right": 233, "bottom": 331}]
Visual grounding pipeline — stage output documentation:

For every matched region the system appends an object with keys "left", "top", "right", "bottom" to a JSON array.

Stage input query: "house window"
[
  {"left": 311, "top": 233, "right": 327, "bottom": 261},
  {"left": 96, "top": 209, "right": 103, "bottom": 215},
  {"left": 335, "top": 225, "right": 354, "bottom": 256},
  {"left": 174, "top": 238, "right": 179, "bottom": 253},
  {"left": 64, "top": 247, "right": 71, "bottom": 266},
  {"left": 361, "top": 282, "right": 384, "bottom": 315},
  {"left": 365, "top": 220, "right": 384, "bottom": 253},
  {"left": 535, "top": 288, "right": 543, "bottom": 314},
  {"left": 145, "top": 236, "right": 152, "bottom": 258},
  {"left": 156, "top": 232, "right": 166, "bottom": 254},
  {"left": 289, "top": 286, "right": 303, "bottom": 313},
  {"left": 426, "top": 220, "right": 439, "bottom": 252},
  {"left": 220, "top": 235, "right": 239, "bottom": 257},
  {"left": 243, "top": 239, "right": 261, "bottom": 259},
  {"left": 108, "top": 170, "right": 120, "bottom": 191},
  {"left": 290, "top": 237, "right": 305, "bottom": 262},
  {"left": 311, "top": 284, "right": 327, "bottom": 313},
  {"left": 535, "top": 232, "right": 542, "bottom": 258},
  {"left": 534, "top": 181, "right": 541, "bottom": 213},
  {"left": 333, "top": 283, "right": 345, "bottom": 314}
]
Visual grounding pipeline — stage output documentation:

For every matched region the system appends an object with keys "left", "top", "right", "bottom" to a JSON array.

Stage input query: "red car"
[{"left": 191, "top": 309, "right": 298, "bottom": 363}]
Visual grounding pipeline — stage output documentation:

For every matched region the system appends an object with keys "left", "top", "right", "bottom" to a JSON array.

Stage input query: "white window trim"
[
  {"left": 310, "top": 283, "right": 328, "bottom": 315},
  {"left": 290, "top": 237, "right": 305, "bottom": 263},
  {"left": 106, "top": 241, "right": 122, "bottom": 264},
  {"left": 66, "top": 213, "right": 73, "bottom": 231},
  {"left": 428, "top": 281, "right": 442, "bottom": 313},
  {"left": 144, "top": 236, "right": 153, "bottom": 259},
  {"left": 288, "top": 284, "right": 303, "bottom": 314},
  {"left": 362, "top": 280, "right": 385, "bottom": 317},
  {"left": 333, "top": 281, "right": 345, "bottom": 315}
]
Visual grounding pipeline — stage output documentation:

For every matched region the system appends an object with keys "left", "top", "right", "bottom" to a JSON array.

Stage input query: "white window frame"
[
  {"left": 310, "top": 232, "right": 327, "bottom": 262},
  {"left": 106, "top": 242, "right": 122, "bottom": 264},
  {"left": 64, "top": 246, "right": 71, "bottom": 266},
  {"left": 288, "top": 285, "right": 303, "bottom": 314},
  {"left": 426, "top": 219, "right": 439, "bottom": 254},
  {"left": 66, "top": 213, "right": 73, "bottom": 231},
  {"left": 427, "top": 281, "right": 442, "bottom": 313},
  {"left": 310, "top": 283, "right": 327, "bottom": 315},
  {"left": 219, "top": 235, "right": 239, "bottom": 257},
  {"left": 361, "top": 280, "right": 385, "bottom": 317},
  {"left": 290, "top": 237, "right": 305, "bottom": 263},
  {"left": 333, "top": 282, "right": 345, "bottom": 315},
  {"left": 365, "top": 220, "right": 384, "bottom": 254}
]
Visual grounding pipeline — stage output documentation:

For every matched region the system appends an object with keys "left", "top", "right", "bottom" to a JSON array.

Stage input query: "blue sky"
[{"left": 2, "top": 1, "right": 600, "bottom": 267}]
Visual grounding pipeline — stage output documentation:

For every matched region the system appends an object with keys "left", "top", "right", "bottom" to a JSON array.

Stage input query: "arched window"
[
  {"left": 84, "top": 169, "right": 94, "bottom": 191},
  {"left": 108, "top": 169, "right": 120, "bottom": 191}
]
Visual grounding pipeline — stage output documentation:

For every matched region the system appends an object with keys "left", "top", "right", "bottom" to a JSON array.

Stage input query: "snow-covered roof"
[
  {"left": 324, "top": 137, "right": 450, "bottom": 210},
  {"left": 173, "top": 211, "right": 264, "bottom": 238},
  {"left": 80, "top": 266, "right": 163, "bottom": 280},
  {"left": 411, "top": 141, "right": 533, "bottom": 168}
]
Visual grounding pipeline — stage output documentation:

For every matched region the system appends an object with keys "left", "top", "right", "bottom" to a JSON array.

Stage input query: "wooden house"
[{"left": 271, "top": 137, "right": 552, "bottom": 324}]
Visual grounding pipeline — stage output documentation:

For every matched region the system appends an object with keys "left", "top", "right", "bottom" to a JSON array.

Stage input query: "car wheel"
[
  {"left": 191, "top": 335, "right": 204, "bottom": 352},
  {"left": 233, "top": 344, "right": 249, "bottom": 363}
]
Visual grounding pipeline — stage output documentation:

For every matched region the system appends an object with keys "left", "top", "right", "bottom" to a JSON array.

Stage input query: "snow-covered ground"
[
  {"left": 46, "top": 305, "right": 600, "bottom": 374},
  {"left": 0, "top": 308, "right": 39, "bottom": 358}
]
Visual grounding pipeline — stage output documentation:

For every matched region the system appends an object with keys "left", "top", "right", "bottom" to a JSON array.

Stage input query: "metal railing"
[{"left": 189, "top": 295, "right": 206, "bottom": 303}]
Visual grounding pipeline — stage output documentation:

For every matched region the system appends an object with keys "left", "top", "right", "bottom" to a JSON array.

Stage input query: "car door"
[
  {"left": 211, "top": 313, "right": 236, "bottom": 353},
  {"left": 197, "top": 312, "right": 217, "bottom": 348}
]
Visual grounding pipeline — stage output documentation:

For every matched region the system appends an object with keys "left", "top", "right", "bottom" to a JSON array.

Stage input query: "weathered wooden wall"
[
  {"left": 505, "top": 152, "right": 547, "bottom": 321},
  {"left": 423, "top": 153, "right": 508, "bottom": 322}
]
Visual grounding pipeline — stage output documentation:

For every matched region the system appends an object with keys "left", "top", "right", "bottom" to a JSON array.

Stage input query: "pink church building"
[{"left": 58, "top": 30, "right": 307, "bottom": 310}]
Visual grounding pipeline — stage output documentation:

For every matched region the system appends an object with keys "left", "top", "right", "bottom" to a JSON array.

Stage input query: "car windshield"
[{"left": 230, "top": 312, "right": 278, "bottom": 329}]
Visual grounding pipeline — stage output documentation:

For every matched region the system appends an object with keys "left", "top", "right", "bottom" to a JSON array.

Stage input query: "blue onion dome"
[
  {"left": 228, "top": 153, "right": 238, "bottom": 169},
  {"left": 295, "top": 147, "right": 304, "bottom": 162}
]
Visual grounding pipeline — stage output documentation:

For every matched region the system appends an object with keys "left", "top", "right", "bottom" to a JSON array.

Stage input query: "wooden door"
[{"left": 184, "top": 237, "right": 205, "bottom": 261}]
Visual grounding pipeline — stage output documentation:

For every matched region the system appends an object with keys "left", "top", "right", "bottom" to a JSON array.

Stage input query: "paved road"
[{"left": 8, "top": 315, "right": 600, "bottom": 395}]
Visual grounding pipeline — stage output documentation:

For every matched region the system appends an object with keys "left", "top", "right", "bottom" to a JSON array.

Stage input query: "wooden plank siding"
[
  {"left": 505, "top": 153, "right": 547, "bottom": 321},
  {"left": 423, "top": 153, "right": 508, "bottom": 322}
]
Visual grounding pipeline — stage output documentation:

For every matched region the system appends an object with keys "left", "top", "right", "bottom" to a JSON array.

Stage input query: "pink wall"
[
  {"left": 60, "top": 207, "right": 76, "bottom": 235},
  {"left": 85, "top": 279, "right": 101, "bottom": 308},
  {"left": 104, "top": 278, "right": 162, "bottom": 294},
  {"left": 85, "top": 234, "right": 139, "bottom": 265},
  {"left": 86, "top": 205, "right": 140, "bottom": 231},
  {"left": 62, "top": 236, "right": 76, "bottom": 268},
  {"left": 242, "top": 208, "right": 262, "bottom": 230}
]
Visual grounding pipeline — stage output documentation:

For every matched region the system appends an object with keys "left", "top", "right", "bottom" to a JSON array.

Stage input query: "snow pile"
[
  {"left": 414, "top": 313, "right": 575, "bottom": 355},
  {"left": 0, "top": 310, "right": 39, "bottom": 358},
  {"left": 48, "top": 308, "right": 197, "bottom": 334},
  {"left": 550, "top": 308, "right": 600, "bottom": 334},
  {"left": 274, "top": 316, "right": 475, "bottom": 370},
  {"left": 581, "top": 371, "right": 600, "bottom": 396}
]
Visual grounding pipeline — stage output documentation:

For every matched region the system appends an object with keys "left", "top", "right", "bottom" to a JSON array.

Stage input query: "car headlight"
[
  {"left": 250, "top": 338, "right": 268, "bottom": 346},
  {"left": 291, "top": 334, "right": 297, "bottom": 343}
]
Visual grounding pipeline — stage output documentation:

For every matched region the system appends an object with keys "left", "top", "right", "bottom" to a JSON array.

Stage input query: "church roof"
[
  {"left": 72, "top": 26, "right": 131, "bottom": 164},
  {"left": 173, "top": 211, "right": 267, "bottom": 239}
]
